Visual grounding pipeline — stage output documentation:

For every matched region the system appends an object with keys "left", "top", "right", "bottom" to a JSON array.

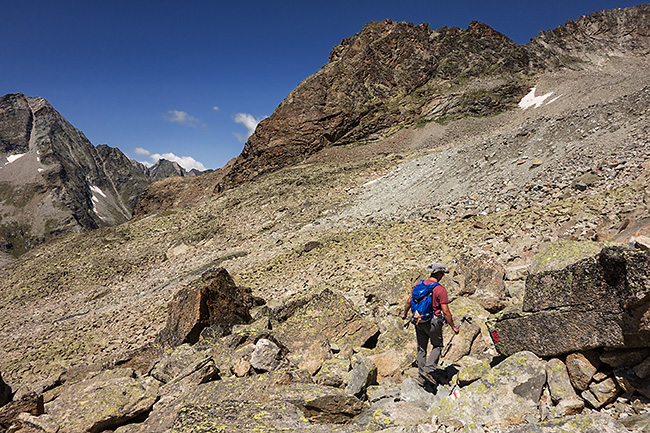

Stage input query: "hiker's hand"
[
  {"left": 399, "top": 311, "right": 407, "bottom": 320},
  {"left": 453, "top": 326, "right": 460, "bottom": 334}
]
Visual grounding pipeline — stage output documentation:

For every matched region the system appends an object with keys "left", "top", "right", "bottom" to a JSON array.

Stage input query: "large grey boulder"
[
  {"left": 492, "top": 247, "right": 650, "bottom": 357},
  {"left": 44, "top": 368, "right": 158, "bottom": 433},
  {"left": 430, "top": 351, "right": 546, "bottom": 428},
  {"left": 345, "top": 355, "right": 377, "bottom": 398},
  {"left": 272, "top": 289, "right": 379, "bottom": 364}
]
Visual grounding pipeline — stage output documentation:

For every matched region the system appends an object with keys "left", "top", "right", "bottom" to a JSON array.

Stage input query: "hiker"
[{"left": 400, "top": 263, "right": 459, "bottom": 386}]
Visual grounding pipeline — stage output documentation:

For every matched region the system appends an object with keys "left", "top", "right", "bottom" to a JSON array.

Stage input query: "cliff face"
[{"left": 527, "top": 4, "right": 650, "bottom": 69}]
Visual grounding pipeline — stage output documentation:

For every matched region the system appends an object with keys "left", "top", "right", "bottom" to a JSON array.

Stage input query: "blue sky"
[{"left": 2, "top": 0, "right": 646, "bottom": 170}]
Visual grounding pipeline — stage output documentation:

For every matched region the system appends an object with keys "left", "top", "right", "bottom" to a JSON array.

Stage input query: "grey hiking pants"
[{"left": 415, "top": 315, "right": 444, "bottom": 378}]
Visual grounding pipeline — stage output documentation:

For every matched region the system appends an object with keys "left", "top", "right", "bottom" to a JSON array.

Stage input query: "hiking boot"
[{"left": 420, "top": 371, "right": 437, "bottom": 385}]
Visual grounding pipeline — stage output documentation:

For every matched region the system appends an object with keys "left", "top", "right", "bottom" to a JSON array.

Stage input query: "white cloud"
[
  {"left": 164, "top": 110, "right": 200, "bottom": 127},
  {"left": 134, "top": 147, "right": 151, "bottom": 156},
  {"left": 233, "top": 112, "right": 266, "bottom": 142},
  {"left": 134, "top": 148, "right": 207, "bottom": 171},
  {"left": 212, "top": 106, "right": 220, "bottom": 112}
]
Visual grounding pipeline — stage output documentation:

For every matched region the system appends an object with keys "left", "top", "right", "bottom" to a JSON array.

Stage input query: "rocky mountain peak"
[
  {"left": 0, "top": 93, "right": 204, "bottom": 258},
  {"left": 221, "top": 18, "right": 532, "bottom": 189}
]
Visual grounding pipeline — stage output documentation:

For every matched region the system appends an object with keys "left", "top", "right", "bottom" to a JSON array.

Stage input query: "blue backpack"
[{"left": 410, "top": 281, "right": 440, "bottom": 324}]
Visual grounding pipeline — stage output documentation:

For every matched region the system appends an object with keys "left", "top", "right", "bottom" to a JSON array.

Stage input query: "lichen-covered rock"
[
  {"left": 314, "top": 358, "right": 351, "bottom": 388},
  {"left": 45, "top": 368, "right": 158, "bottom": 433},
  {"left": 546, "top": 359, "right": 579, "bottom": 404},
  {"left": 492, "top": 247, "right": 650, "bottom": 357},
  {"left": 445, "top": 297, "right": 497, "bottom": 363},
  {"left": 272, "top": 289, "right": 379, "bottom": 360},
  {"left": 457, "top": 361, "right": 491, "bottom": 386},
  {"left": 430, "top": 351, "right": 546, "bottom": 427},
  {"left": 528, "top": 240, "right": 603, "bottom": 274},
  {"left": 508, "top": 413, "right": 629, "bottom": 433},
  {"left": 354, "top": 399, "right": 431, "bottom": 430},
  {"left": 150, "top": 344, "right": 218, "bottom": 386},
  {"left": 166, "top": 399, "right": 362, "bottom": 433},
  {"left": 158, "top": 267, "right": 255, "bottom": 347}
]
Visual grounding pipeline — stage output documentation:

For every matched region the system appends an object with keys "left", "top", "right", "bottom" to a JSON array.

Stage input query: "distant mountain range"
[{"left": 0, "top": 93, "right": 206, "bottom": 258}]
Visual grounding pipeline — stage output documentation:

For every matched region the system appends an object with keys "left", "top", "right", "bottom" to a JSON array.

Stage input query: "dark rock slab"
[{"left": 493, "top": 247, "right": 650, "bottom": 357}]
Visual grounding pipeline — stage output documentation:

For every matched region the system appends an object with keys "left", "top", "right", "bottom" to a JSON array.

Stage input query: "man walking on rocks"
[{"left": 400, "top": 263, "right": 459, "bottom": 386}]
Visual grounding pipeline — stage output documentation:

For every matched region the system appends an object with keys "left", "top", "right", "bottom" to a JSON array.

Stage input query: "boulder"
[
  {"left": 508, "top": 414, "right": 629, "bottom": 433},
  {"left": 443, "top": 297, "right": 497, "bottom": 364},
  {"left": 457, "top": 361, "right": 491, "bottom": 386},
  {"left": 314, "top": 358, "right": 350, "bottom": 388},
  {"left": 600, "top": 348, "right": 650, "bottom": 368},
  {"left": 565, "top": 352, "right": 600, "bottom": 391},
  {"left": 634, "top": 355, "right": 650, "bottom": 379},
  {"left": 272, "top": 289, "right": 379, "bottom": 362},
  {"left": 286, "top": 338, "right": 332, "bottom": 375},
  {"left": 150, "top": 344, "right": 218, "bottom": 385},
  {"left": 250, "top": 338, "right": 282, "bottom": 372},
  {"left": 492, "top": 247, "right": 650, "bottom": 357},
  {"left": 345, "top": 355, "right": 377, "bottom": 398},
  {"left": 0, "top": 392, "right": 43, "bottom": 430},
  {"left": 454, "top": 254, "right": 508, "bottom": 312},
  {"left": 545, "top": 359, "right": 579, "bottom": 404},
  {"left": 158, "top": 267, "right": 255, "bottom": 347},
  {"left": 583, "top": 377, "right": 620, "bottom": 409},
  {"left": 368, "top": 349, "right": 410, "bottom": 383},
  {"left": 430, "top": 351, "right": 546, "bottom": 427},
  {"left": 355, "top": 399, "right": 431, "bottom": 430},
  {"left": 399, "top": 377, "right": 437, "bottom": 409},
  {"left": 158, "top": 399, "right": 363, "bottom": 433},
  {"left": 45, "top": 368, "right": 158, "bottom": 433}
]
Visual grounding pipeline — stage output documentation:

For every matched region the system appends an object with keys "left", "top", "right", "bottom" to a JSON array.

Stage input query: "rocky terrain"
[
  {"left": 0, "top": 94, "right": 206, "bottom": 261},
  {"left": 1, "top": 4, "right": 650, "bottom": 433}
]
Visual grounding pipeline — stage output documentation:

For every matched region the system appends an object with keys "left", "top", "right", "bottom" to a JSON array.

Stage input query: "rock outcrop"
[
  {"left": 158, "top": 267, "right": 258, "bottom": 347},
  {"left": 492, "top": 246, "right": 650, "bottom": 357},
  {"left": 220, "top": 19, "right": 534, "bottom": 189}
]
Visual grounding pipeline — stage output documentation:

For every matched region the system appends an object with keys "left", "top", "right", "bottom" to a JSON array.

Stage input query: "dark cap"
[{"left": 426, "top": 263, "right": 448, "bottom": 275}]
